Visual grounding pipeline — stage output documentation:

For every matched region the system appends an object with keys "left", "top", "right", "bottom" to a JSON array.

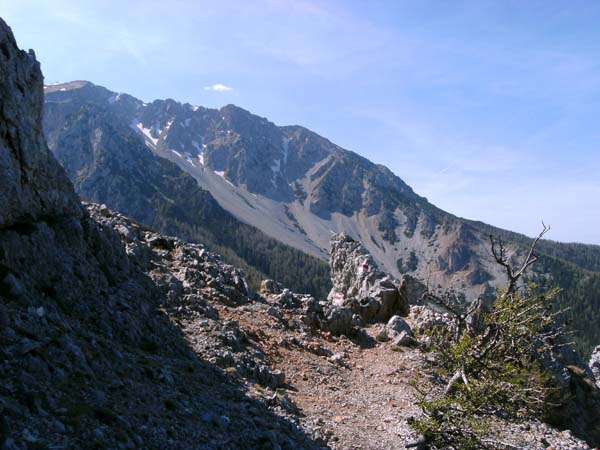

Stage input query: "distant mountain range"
[
  {"left": 43, "top": 81, "right": 600, "bottom": 354},
  {"left": 42, "top": 82, "right": 330, "bottom": 298}
]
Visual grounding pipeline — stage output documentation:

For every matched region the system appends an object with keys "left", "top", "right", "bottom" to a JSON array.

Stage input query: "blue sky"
[{"left": 3, "top": 0, "right": 600, "bottom": 244}]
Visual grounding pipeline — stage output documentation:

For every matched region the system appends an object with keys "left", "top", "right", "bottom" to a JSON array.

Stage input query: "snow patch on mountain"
[
  {"left": 108, "top": 93, "right": 122, "bottom": 104},
  {"left": 215, "top": 170, "right": 235, "bottom": 188},
  {"left": 183, "top": 152, "right": 197, "bottom": 167},
  {"left": 132, "top": 121, "right": 159, "bottom": 147}
]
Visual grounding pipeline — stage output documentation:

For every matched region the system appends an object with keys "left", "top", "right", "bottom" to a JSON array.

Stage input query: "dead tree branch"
[{"left": 490, "top": 222, "right": 550, "bottom": 296}]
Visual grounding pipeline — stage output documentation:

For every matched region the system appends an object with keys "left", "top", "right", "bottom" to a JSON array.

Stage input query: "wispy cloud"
[
  {"left": 204, "top": 83, "right": 233, "bottom": 92},
  {"left": 238, "top": 0, "right": 391, "bottom": 77}
]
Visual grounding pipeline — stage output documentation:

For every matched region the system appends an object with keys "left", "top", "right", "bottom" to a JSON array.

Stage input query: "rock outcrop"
[
  {"left": 325, "top": 233, "right": 409, "bottom": 334},
  {"left": 0, "top": 20, "right": 82, "bottom": 229},
  {"left": 590, "top": 345, "right": 600, "bottom": 389},
  {"left": 258, "top": 234, "right": 419, "bottom": 338}
]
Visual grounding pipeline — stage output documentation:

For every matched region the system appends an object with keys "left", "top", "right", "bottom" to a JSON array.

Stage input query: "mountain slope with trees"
[
  {"left": 43, "top": 82, "right": 600, "bottom": 355},
  {"left": 43, "top": 100, "right": 330, "bottom": 297}
]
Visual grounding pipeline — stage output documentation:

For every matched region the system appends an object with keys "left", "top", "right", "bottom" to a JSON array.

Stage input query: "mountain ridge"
[
  {"left": 43, "top": 80, "right": 600, "bottom": 355},
  {"left": 43, "top": 79, "right": 600, "bottom": 268},
  {"left": 44, "top": 80, "right": 600, "bottom": 243},
  {"left": 43, "top": 85, "right": 332, "bottom": 297}
]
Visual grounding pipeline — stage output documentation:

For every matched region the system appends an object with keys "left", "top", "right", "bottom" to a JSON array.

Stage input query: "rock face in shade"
[{"left": 0, "top": 23, "right": 82, "bottom": 228}]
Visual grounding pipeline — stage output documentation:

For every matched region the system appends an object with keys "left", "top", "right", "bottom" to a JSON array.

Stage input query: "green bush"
[{"left": 411, "top": 284, "right": 564, "bottom": 449}]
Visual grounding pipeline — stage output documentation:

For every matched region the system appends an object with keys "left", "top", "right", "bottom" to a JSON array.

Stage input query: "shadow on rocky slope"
[{"left": 0, "top": 17, "right": 322, "bottom": 449}]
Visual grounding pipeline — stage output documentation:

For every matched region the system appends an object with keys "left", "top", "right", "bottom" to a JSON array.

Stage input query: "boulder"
[
  {"left": 273, "top": 289, "right": 300, "bottom": 309},
  {"left": 392, "top": 331, "right": 414, "bottom": 347},
  {"left": 261, "top": 280, "right": 318, "bottom": 312},
  {"left": 260, "top": 279, "right": 282, "bottom": 295},
  {"left": 325, "top": 306, "right": 354, "bottom": 336},
  {"left": 253, "top": 365, "right": 286, "bottom": 389},
  {"left": 386, "top": 315, "right": 413, "bottom": 337}
]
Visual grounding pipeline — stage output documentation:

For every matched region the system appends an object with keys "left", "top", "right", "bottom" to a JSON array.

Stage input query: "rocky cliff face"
[{"left": 0, "top": 30, "right": 81, "bottom": 227}]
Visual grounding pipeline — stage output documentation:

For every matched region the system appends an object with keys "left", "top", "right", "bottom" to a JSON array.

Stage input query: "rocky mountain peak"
[
  {"left": 43, "top": 81, "right": 122, "bottom": 108},
  {"left": 42, "top": 74, "right": 600, "bottom": 357},
  {"left": 43, "top": 80, "right": 94, "bottom": 93}
]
